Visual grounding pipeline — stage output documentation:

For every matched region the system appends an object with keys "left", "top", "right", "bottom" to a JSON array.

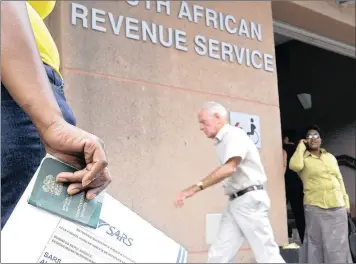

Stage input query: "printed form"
[{"left": 1, "top": 161, "right": 187, "bottom": 263}]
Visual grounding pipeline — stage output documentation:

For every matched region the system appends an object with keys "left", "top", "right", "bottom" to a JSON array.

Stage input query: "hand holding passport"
[{"left": 27, "top": 155, "right": 103, "bottom": 228}]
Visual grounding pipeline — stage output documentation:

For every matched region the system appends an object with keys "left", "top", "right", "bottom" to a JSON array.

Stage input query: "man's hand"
[
  {"left": 174, "top": 189, "right": 196, "bottom": 208},
  {"left": 40, "top": 119, "right": 111, "bottom": 200},
  {"left": 174, "top": 158, "right": 240, "bottom": 208}
]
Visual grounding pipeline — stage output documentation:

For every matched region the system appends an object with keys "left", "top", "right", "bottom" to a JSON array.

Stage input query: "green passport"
[{"left": 28, "top": 156, "right": 103, "bottom": 228}]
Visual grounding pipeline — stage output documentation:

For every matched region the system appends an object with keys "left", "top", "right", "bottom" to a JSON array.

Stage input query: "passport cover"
[{"left": 27, "top": 156, "right": 103, "bottom": 228}]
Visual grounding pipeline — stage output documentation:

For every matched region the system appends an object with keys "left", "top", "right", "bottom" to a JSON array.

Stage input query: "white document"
[{"left": 1, "top": 157, "right": 188, "bottom": 263}]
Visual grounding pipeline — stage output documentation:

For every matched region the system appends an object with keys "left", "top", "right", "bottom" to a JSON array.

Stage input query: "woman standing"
[{"left": 289, "top": 125, "right": 352, "bottom": 263}]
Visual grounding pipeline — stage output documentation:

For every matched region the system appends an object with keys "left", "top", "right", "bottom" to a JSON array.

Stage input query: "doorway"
[{"left": 273, "top": 21, "right": 356, "bottom": 243}]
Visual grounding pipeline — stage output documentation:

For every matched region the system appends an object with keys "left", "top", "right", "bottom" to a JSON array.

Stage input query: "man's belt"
[{"left": 229, "top": 185, "right": 264, "bottom": 200}]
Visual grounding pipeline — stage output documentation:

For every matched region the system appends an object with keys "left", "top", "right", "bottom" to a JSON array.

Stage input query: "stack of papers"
[{"left": 1, "top": 155, "right": 188, "bottom": 263}]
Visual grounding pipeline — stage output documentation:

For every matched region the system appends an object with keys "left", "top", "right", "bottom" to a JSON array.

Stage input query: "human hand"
[
  {"left": 299, "top": 139, "right": 307, "bottom": 149},
  {"left": 299, "top": 139, "right": 307, "bottom": 145},
  {"left": 174, "top": 190, "right": 195, "bottom": 208},
  {"left": 40, "top": 118, "right": 112, "bottom": 200}
]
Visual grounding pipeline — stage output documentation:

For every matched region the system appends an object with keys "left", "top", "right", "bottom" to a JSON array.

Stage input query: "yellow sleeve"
[
  {"left": 332, "top": 156, "right": 350, "bottom": 209},
  {"left": 289, "top": 141, "right": 307, "bottom": 173},
  {"left": 27, "top": 1, "right": 55, "bottom": 20}
]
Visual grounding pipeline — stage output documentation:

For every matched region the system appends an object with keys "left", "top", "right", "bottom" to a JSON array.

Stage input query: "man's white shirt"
[{"left": 214, "top": 124, "right": 267, "bottom": 195}]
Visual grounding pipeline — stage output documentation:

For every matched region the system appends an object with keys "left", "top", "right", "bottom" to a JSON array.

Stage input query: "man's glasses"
[{"left": 306, "top": 134, "right": 320, "bottom": 139}]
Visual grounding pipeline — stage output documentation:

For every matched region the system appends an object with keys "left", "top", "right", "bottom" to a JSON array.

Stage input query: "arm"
[
  {"left": 1, "top": 1, "right": 63, "bottom": 135},
  {"left": 1, "top": 2, "right": 112, "bottom": 199},
  {"left": 177, "top": 131, "right": 248, "bottom": 200},
  {"left": 289, "top": 140, "right": 307, "bottom": 173},
  {"left": 182, "top": 157, "right": 241, "bottom": 195}
]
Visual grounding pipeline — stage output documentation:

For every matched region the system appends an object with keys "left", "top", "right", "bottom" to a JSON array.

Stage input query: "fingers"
[
  {"left": 85, "top": 178, "right": 111, "bottom": 200},
  {"left": 81, "top": 137, "right": 108, "bottom": 185},
  {"left": 66, "top": 168, "right": 111, "bottom": 200},
  {"left": 174, "top": 200, "right": 180, "bottom": 207},
  {"left": 84, "top": 168, "right": 111, "bottom": 200},
  {"left": 174, "top": 193, "right": 186, "bottom": 208},
  {"left": 66, "top": 182, "right": 84, "bottom": 196},
  {"left": 57, "top": 170, "right": 86, "bottom": 183},
  {"left": 55, "top": 135, "right": 111, "bottom": 200},
  {"left": 81, "top": 159, "right": 108, "bottom": 187},
  {"left": 56, "top": 163, "right": 94, "bottom": 183},
  {"left": 57, "top": 161, "right": 110, "bottom": 189},
  {"left": 66, "top": 175, "right": 104, "bottom": 196},
  {"left": 66, "top": 181, "right": 108, "bottom": 200},
  {"left": 300, "top": 139, "right": 307, "bottom": 145},
  {"left": 175, "top": 199, "right": 184, "bottom": 208}
]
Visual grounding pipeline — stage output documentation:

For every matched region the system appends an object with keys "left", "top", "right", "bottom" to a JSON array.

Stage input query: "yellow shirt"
[
  {"left": 289, "top": 142, "right": 350, "bottom": 210},
  {"left": 26, "top": 1, "right": 61, "bottom": 78}
]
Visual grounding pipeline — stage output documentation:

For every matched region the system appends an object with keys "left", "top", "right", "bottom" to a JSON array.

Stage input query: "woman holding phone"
[{"left": 289, "top": 125, "right": 352, "bottom": 263}]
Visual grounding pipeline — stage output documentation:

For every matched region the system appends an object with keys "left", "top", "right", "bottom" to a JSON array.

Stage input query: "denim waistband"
[{"left": 44, "top": 63, "right": 63, "bottom": 87}]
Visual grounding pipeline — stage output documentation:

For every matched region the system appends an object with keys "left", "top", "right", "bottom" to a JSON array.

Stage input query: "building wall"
[
  {"left": 293, "top": 0, "right": 356, "bottom": 27},
  {"left": 272, "top": 1, "right": 356, "bottom": 45},
  {"left": 46, "top": 1, "right": 287, "bottom": 262},
  {"left": 276, "top": 40, "right": 356, "bottom": 215}
]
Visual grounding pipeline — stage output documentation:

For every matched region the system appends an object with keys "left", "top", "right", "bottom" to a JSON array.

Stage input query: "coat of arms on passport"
[
  {"left": 42, "top": 175, "right": 63, "bottom": 196},
  {"left": 28, "top": 155, "right": 103, "bottom": 228}
]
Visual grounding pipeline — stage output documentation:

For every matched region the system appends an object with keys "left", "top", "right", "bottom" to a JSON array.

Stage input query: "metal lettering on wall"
[{"left": 71, "top": 1, "right": 274, "bottom": 73}]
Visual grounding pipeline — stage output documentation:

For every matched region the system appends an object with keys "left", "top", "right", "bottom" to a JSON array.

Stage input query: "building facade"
[{"left": 45, "top": 1, "right": 355, "bottom": 262}]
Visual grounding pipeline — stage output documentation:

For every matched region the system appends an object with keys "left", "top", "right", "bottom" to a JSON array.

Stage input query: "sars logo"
[{"left": 97, "top": 219, "right": 134, "bottom": 247}]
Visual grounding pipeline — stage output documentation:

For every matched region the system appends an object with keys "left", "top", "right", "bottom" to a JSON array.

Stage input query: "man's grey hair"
[{"left": 201, "top": 102, "right": 228, "bottom": 120}]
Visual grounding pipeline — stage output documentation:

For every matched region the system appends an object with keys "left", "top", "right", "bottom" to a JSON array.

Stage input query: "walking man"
[{"left": 175, "top": 102, "right": 285, "bottom": 263}]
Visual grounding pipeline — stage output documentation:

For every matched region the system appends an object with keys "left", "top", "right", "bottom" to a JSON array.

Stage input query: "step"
[{"left": 280, "top": 247, "right": 299, "bottom": 263}]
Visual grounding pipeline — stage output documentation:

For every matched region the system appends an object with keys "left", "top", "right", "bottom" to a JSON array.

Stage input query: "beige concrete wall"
[
  {"left": 47, "top": 1, "right": 287, "bottom": 261},
  {"left": 293, "top": 0, "right": 355, "bottom": 27},
  {"left": 272, "top": 1, "right": 356, "bottom": 45}
]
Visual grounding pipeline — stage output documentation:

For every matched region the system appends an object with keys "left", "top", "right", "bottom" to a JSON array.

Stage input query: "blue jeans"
[{"left": 1, "top": 64, "right": 76, "bottom": 229}]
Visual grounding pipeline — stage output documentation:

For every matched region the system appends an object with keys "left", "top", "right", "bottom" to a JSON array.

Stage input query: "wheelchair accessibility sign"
[{"left": 229, "top": 112, "right": 261, "bottom": 149}]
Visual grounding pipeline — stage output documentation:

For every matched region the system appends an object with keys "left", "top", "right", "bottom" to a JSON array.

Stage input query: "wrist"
[
  {"left": 34, "top": 110, "right": 64, "bottom": 138},
  {"left": 298, "top": 142, "right": 306, "bottom": 151},
  {"left": 186, "top": 184, "right": 201, "bottom": 195},
  {"left": 196, "top": 181, "right": 204, "bottom": 191}
]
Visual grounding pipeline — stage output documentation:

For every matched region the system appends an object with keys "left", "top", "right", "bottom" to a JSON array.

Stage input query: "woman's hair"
[{"left": 305, "top": 124, "right": 323, "bottom": 138}]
